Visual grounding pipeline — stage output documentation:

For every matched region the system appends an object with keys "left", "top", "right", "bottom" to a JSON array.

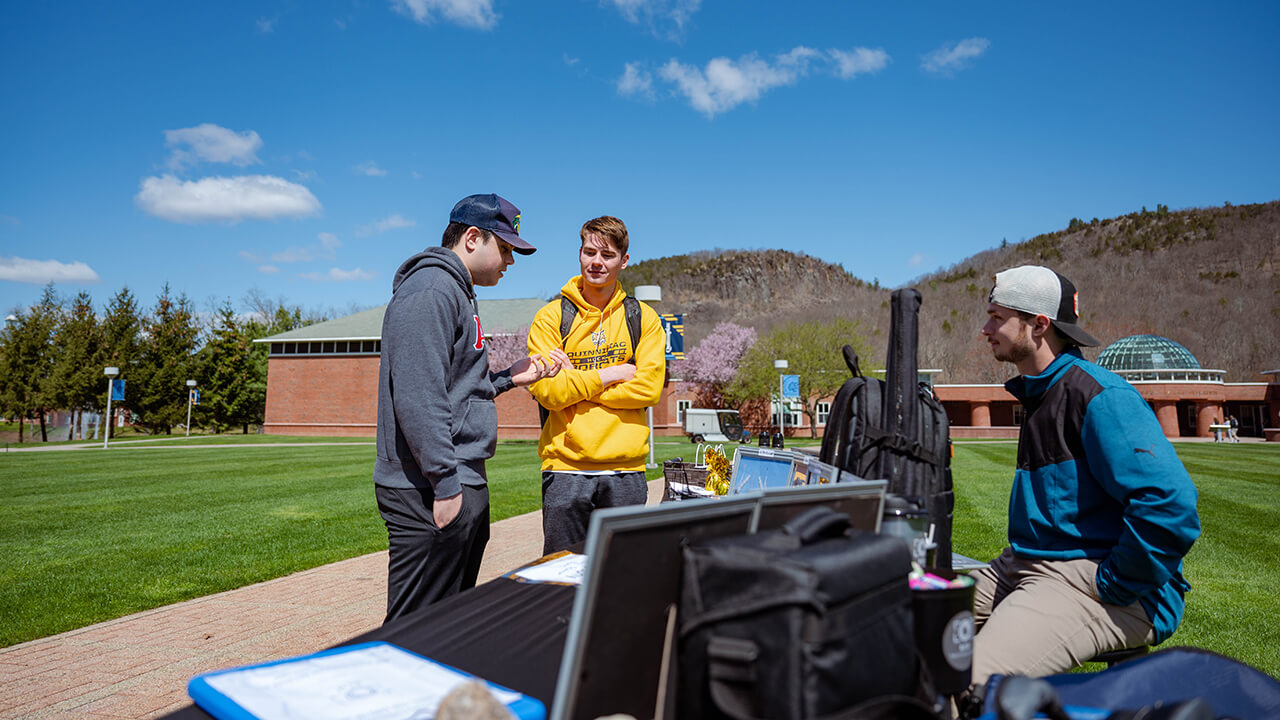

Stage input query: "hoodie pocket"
[{"left": 454, "top": 398, "right": 497, "bottom": 458}]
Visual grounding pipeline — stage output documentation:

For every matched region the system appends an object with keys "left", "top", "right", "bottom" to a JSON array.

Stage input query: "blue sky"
[{"left": 2, "top": 1, "right": 1278, "bottom": 319}]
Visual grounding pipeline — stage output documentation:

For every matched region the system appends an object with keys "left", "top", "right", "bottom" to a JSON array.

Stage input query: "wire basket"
[{"left": 662, "top": 460, "right": 710, "bottom": 501}]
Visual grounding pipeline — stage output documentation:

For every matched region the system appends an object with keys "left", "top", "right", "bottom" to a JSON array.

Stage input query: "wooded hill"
[{"left": 620, "top": 200, "right": 1280, "bottom": 384}]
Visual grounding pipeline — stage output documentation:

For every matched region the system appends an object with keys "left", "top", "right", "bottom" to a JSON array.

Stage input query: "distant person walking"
[
  {"left": 1228, "top": 415, "right": 1240, "bottom": 443},
  {"left": 373, "top": 193, "right": 568, "bottom": 622},
  {"left": 1212, "top": 417, "right": 1223, "bottom": 443}
]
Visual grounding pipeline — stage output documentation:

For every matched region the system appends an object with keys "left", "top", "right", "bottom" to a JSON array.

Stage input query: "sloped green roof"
[{"left": 254, "top": 298, "right": 548, "bottom": 343}]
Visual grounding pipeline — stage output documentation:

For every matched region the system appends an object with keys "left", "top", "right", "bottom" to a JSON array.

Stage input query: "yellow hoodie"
[{"left": 527, "top": 277, "right": 666, "bottom": 472}]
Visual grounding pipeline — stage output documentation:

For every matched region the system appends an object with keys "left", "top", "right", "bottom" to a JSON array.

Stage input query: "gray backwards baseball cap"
[
  {"left": 988, "top": 265, "right": 1101, "bottom": 347},
  {"left": 449, "top": 193, "right": 535, "bottom": 255}
]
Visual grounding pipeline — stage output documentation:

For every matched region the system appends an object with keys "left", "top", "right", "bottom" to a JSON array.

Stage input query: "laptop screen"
[{"left": 728, "top": 447, "right": 801, "bottom": 494}]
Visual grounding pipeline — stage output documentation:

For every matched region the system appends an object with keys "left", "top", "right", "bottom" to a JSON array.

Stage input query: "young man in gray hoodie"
[{"left": 374, "top": 193, "right": 567, "bottom": 622}]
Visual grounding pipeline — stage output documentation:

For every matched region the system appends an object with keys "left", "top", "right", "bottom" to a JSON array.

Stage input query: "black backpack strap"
[
  {"left": 559, "top": 295, "right": 577, "bottom": 344},
  {"left": 819, "top": 344, "right": 863, "bottom": 466},
  {"left": 819, "top": 378, "right": 855, "bottom": 465},
  {"left": 539, "top": 296, "right": 579, "bottom": 428},
  {"left": 623, "top": 295, "right": 642, "bottom": 363}
]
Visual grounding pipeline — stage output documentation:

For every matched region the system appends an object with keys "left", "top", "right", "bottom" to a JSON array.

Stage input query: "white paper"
[
  {"left": 203, "top": 643, "right": 519, "bottom": 720},
  {"left": 511, "top": 553, "right": 587, "bottom": 585},
  {"left": 668, "top": 481, "right": 715, "bottom": 497}
]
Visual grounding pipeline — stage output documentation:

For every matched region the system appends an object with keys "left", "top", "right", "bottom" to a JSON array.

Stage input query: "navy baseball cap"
[{"left": 449, "top": 193, "right": 535, "bottom": 255}]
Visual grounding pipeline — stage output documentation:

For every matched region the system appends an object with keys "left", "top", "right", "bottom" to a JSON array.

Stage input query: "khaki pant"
[{"left": 970, "top": 547, "right": 1154, "bottom": 689}]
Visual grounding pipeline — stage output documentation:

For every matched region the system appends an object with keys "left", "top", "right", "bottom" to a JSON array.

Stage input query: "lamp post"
[
  {"left": 634, "top": 285, "right": 662, "bottom": 469},
  {"left": 103, "top": 367, "right": 119, "bottom": 450},
  {"left": 774, "top": 359, "right": 788, "bottom": 439},
  {"left": 185, "top": 380, "right": 197, "bottom": 437}
]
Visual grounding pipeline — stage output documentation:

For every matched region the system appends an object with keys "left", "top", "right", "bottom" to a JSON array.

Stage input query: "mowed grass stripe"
[
  {"left": 0, "top": 437, "right": 695, "bottom": 647},
  {"left": 2, "top": 446, "right": 386, "bottom": 645},
  {"left": 1169, "top": 444, "right": 1280, "bottom": 669},
  {"left": 2, "top": 438, "right": 1277, "bottom": 679}
]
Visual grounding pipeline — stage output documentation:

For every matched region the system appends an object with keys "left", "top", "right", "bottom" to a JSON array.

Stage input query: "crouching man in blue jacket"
[{"left": 971, "top": 265, "right": 1201, "bottom": 689}]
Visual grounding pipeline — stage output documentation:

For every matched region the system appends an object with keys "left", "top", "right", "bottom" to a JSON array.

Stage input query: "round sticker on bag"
[{"left": 943, "top": 610, "right": 975, "bottom": 670}]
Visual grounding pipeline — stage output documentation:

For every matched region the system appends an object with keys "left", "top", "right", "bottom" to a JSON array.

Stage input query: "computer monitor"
[
  {"left": 550, "top": 496, "right": 759, "bottom": 720},
  {"left": 752, "top": 480, "right": 887, "bottom": 534},
  {"left": 805, "top": 457, "right": 841, "bottom": 486},
  {"left": 728, "top": 446, "right": 803, "bottom": 494}
]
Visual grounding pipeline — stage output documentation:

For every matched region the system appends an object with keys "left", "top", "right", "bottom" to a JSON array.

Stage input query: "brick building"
[
  {"left": 257, "top": 300, "right": 693, "bottom": 438},
  {"left": 259, "top": 309, "right": 1278, "bottom": 442}
]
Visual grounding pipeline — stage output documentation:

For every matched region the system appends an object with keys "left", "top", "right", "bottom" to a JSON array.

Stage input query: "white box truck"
[{"left": 682, "top": 409, "right": 745, "bottom": 443}]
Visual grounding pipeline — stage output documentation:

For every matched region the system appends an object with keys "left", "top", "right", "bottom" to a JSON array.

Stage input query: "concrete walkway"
[{"left": 0, "top": 481, "right": 666, "bottom": 720}]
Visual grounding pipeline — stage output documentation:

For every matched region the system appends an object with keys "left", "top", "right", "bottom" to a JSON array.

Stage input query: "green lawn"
[
  {"left": 1, "top": 437, "right": 1276, "bottom": 679},
  {"left": 0, "top": 436, "right": 694, "bottom": 647},
  {"left": 952, "top": 441, "right": 1280, "bottom": 676}
]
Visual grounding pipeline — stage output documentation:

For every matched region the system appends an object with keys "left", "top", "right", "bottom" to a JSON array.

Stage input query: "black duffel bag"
[{"left": 678, "top": 506, "right": 920, "bottom": 719}]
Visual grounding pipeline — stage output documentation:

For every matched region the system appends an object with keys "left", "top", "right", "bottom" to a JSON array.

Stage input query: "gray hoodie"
[{"left": 373, "top": 247, "right": 512, "bottom": 497}]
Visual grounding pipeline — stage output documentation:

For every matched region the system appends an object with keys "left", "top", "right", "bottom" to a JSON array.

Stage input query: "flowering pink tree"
[
  {"left": 486, "top": 326, "right": 531, "bottom": 372},
  {"left": 674, "top": 322, "right": 757, "bottom": 408}
]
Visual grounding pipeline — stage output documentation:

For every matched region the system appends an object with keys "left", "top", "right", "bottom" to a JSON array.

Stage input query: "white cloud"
[
  {"left": 922, "top": 37, "right": 990, "bottom": 75},
  {"left": 908, "top": 252, "right": 928, "bottom": 267},
  {"left": 164, "top": 124, "right": 263, "bottom": 170},
  {"left": 659, "top": 47, "right": 819, "bottom": 118},
  {"left": 136, "top": 174, "right": 322, "bottom": 224},
  {"left": 271, "top": 247, "right": 315, "bottom": 263},
  {"left": 239, "top": 250, "right": 262, "bottom": 263},
  {"left": 607, "top": 0, "right": 701, "bottom": 40},
  {"left": 410, "top": 170, "right": 423, "bottom": 180},
  {"left": 258, "top": 265, "right": 280, "bottom": 274},
  {"left": 356, "top": 214, "right": 416, "bottom": 237},
  {"left": 564, "top": 54, "right": 580, "bottom": 67},
  {"left": 830, "top": 47, "right": 890, "bottom": 79},
  {"left": 391, "top": 0, "right": 498, "bottom": 30},
  {"left": 617, "top": 62, "right": 654, "bottom": 99},
  {"left": 256, "top": 17, "right": 277, "bottom": 33},
  {"left": 354, "top": 161, "right": 387, "bottom": 177},
  {"left": 0, "top": 257, "right": 100, "bottom": 285},
  {"left": 318, "top": 232, "right": 341, "bottom": 254},
  {"left": 300, "top": 267, "right": 375, "bottom": 282},
  {"left": 0, "top": 215, "right": 19, "bottom": 226},
  {"left": 626, "top": 45, "right": 889, "bottom": 117}
]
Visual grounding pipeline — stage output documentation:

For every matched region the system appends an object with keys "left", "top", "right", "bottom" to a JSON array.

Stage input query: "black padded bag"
[
  {"left": 819, "top": 289, "right": 954, "bottom": 568},
  {"left": 678, "top": 507, "right": 918, "bottom": 720}
]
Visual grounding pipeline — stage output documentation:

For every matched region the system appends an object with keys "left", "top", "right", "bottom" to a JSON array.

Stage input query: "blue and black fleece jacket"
[{"left": 1004, "top": 348, "right": 1201, "bottom": 644}]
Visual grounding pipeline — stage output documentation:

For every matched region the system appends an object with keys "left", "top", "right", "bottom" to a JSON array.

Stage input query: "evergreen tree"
[
  {"left": 48, "top": 291, "right": 104, "bottom": 439},
  {"left": 132, "top": 285, "right": 199, "bottom": 434},
  {"left": 100, "top": 287, "right": 143, "bottom": 438},
  {"left": 199, "top": 302, "right": 262, "bottom": 433},
  {"left": 0, "top": 285, "right": 62, "bottom": 441}
]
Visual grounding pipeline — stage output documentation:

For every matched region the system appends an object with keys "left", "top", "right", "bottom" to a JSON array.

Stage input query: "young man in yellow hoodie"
[{"left": 527, "top": 216, "right": 666, "bottom": 554}]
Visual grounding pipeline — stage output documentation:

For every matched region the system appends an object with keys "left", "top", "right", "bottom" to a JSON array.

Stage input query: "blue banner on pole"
[
  {"left": 781, "top": 374, "right": 800, "bottom": 399},
  {"left": 659, "top": 313, "right": 684, "bottom": 361},
  {"left": 111, "top": 379, "right": 125, "bottom": 401},
  {"left": 192, "top": 388, "right": 201, "bottom": 406}
]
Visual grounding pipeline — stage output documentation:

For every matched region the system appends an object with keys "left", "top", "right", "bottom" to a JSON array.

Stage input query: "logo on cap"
[
  {"left": 512, "top": 214, "right": 520, "bottom": 234},
  {"left": 1072, "top": 292, "right": 1079, "bottom": 318}
]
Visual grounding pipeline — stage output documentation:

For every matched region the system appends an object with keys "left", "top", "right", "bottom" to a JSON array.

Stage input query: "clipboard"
[{"left": 187, "top": 641, "right": 545, "bottom": 720}]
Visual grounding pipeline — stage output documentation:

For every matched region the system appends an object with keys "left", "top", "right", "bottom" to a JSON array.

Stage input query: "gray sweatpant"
[{"left": 541, "top": 470, "right": 648, "bottom": 555}]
